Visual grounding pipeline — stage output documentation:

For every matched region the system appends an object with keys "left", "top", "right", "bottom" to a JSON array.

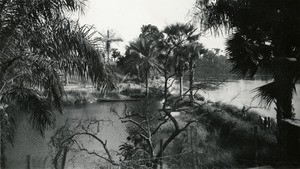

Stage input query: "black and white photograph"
[{"left": 0, "top": 0, "right": 300, "bottom": 168}]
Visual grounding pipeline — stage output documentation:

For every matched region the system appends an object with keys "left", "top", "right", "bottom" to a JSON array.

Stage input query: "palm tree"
[
  {"left": 160, "top": 23, "right": 199, "bottom": 101},
  {"left": 155, "top": 23, "right": 200, "bottom": 108},
  {"left": 0, "top": 1, "right": 115, "bottom": 167},
  {"left": 127, "top": 37, "right": 161, "bottom": 96},
  {"left": 173, "top": 46, "right": 188, "bottom": 98},
  {"left": 195, "top": 0, "right": 300, "bottom": 119},
  {"left": 121, "top": 25, "right": 163, "bottom": 96},
  {"left": 185, "top": 42, "right": 206, "bottom": 101},
  {"left": 96, "top": 29, "right": 123, "bottom": 63},
  {"left": 194, "top": 0, "right": 300, "bottom": 162}
]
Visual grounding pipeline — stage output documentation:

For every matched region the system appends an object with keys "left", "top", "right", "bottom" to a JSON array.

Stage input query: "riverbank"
[
  {"left": 62, "top": 75, "right": 218, "bottom": 105},
  {"left": 62, "top": 76, "right": 173, "bottom": 105},
  {"left": 62, "top": 84, "right": 136, "bottom": 105},
  {"left": 160, "top": 96, "right": 279, "bottom": 168},
  {"left": 61, "top": 78, "right": 293, "bottom": 168}
]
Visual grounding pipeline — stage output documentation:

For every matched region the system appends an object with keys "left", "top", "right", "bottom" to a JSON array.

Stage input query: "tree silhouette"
[
  {"left": 194, "top": 0, "right": 300, "bottom": 163},
  {"left": 96, "top": 29, "right": 123, "bottom": 63},
  {"left": 185, "top": 42, "right": 207, "bottom": 101},
  {"left": 158, "top": 23, "right": 199, "bottom": 107}
]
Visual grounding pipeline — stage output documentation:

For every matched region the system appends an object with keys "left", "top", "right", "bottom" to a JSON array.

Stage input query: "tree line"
[{"left": 117, "top": 24, "right": 210, "bottom": 102}]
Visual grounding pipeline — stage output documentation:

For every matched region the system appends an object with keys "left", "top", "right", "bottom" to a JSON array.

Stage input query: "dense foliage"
[
  {"left": 194, "top": 49, "right": 231, "bottom": 80},
  {"left": 0, "top": 0, "right": 115, "bottom": 167},
  {"left": 194, "top": 0, "right": 300, "bottom": 164}
]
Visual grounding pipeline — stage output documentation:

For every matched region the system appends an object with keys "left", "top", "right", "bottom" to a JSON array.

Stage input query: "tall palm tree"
[
  {"left": 163, "top": 23, "right": 199, "bottom": 98},
  {"left": 127, "top": 37, "right": 161, "bottom": 96},
  {"left": 173, "top": 46, "right": 189, "bottom": 97},
  {"left": 96, "top": 29, "right": 123, "bottom": 63},
  {"left": 157, "top": 23, "right": 199, "bottom": 108},
  {"left": 194, "top": 0, "right": 300, "bottom": 162},
  {"left": 185, "top": 42, "right": 206, "bottom": 101},
  {"left": 0, "top": 1, "right": 115, "bottom": 167}
]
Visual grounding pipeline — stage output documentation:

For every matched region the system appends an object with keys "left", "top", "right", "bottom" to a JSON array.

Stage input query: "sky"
[{"left": 77, "top": 0, "right": 226, "bottom": 54}]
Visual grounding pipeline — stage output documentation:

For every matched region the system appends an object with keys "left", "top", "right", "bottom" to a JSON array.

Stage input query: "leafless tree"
[
  {"left": 113, "top": 99, "right": 197, "bottom": 168},
  {"left": 48, "top": 118, "right": 119, "bottom": 169}
]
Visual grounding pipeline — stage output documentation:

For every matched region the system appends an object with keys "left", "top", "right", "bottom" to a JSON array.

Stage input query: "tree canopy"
[
  {"left": 194, "top": 0, "right": 300, "bottom": 119},
  {"left": 0, "top": 0, "right": 115, "bottom": 144}
]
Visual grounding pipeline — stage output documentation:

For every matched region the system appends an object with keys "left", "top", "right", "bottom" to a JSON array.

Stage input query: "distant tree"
[
  {"left": 96, "top": 29, "right": 123, "bottom": 63},
  {"left": 140, "top": 24, "right": 164, "bottom": 42},
  {"left": 185, "top": 42, "right": 207, "bottom": 101},
  {"left": 111, "top": 48, "right": 122, "bottom": 61},
  {"left": 158, "top": 23, "right": 199, "bottom": 107},
  {"left": 195, "top": 49, "right": 231, "bottom": 79},
  {"left": 127, "top": 37, "right": 161, "bottom": 96},
  {"left": 119, "top": 25, "right": 163, "bottom": 96}
]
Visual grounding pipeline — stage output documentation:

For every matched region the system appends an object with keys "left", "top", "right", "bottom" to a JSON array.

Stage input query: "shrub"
[{"left": 120, "top": 88, "right": 144, "bottom": 98}]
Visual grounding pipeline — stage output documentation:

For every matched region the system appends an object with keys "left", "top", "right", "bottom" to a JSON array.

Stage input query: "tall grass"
[{"left": 163, "top": 101, "right": 278, "bottom": 168}]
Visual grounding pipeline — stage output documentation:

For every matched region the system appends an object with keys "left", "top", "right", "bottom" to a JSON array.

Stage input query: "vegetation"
[
  {"left": 124, "top": 25, "right": 162, "bottom": 96},
  {"left": 164, "top": 102, "right": 278, "bottom": 168},
  {"left": 0, "top": 0, "right": 115, "bottom": 168},
  {"left": 96, "top": 29, "right": 123, "bottom": 63},
  {"left": 194, "top": 0, "right": 300, "bottom": 163},
  {"left": 185, "top": 42, "right": 207, "bottom": 101},
  {"left": 3, "top": 0, "right": 298, "bottom": 168},
  {"left": 194, "top": 49, "right": 231, "bottom": 80},
  {"left": 158, "top": 23, "right": 200, "bottom": 105}
]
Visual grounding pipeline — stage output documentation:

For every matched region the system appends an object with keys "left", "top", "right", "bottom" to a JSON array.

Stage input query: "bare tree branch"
[
  {"left": 152, "top": 118, "right": 168, "bottom": 135},
  {"left": 121, "top": 119, "right": 148, "bottom": 134}
]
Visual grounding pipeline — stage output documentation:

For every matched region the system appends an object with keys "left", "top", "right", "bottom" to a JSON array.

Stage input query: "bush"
[
  {"left": 120, "top": 88, "right": 144, "bottom": 98},
  {"left": 148, "top": 87, "right": 164, "bottom": 98}
]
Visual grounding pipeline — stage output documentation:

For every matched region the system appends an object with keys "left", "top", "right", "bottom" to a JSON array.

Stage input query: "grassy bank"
[
  {"left": 62, "top": 84, "right": 133, "bottom": 105},
  {"left": 162, "top": 97, "right": 279, "bottom": 168}
]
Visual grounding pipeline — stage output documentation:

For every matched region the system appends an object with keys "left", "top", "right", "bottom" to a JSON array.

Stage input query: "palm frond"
[
  {"left": 0, "top": 106, "right": 15, "bottom": 145},
  {"left": 1, "top": 86, "right": 55, "bottom": 136},
  {"left": 253, "top": 82, "right": 277, "bottom": 107},
  {"left": 227, "top": 32, "right": 259, "bottom": 77}
]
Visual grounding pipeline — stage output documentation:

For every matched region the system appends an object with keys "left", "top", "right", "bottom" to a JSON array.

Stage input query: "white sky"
[{"left": 77, "top": 0, "right": 226, "bottom": 54}]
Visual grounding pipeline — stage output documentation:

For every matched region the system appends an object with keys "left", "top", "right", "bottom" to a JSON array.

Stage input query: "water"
[
  {"left": 198, "top": 79, "right": 300, "bottom": 119},
  {"left": 5, "top": 102, "right": 134, "bottom": 169},
  {"left": 5, "top": 80, "right": 300, "bottom": 168}
]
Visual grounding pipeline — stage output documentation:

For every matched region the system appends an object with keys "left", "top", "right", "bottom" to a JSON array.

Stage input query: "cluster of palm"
[
  {"left": 122, "top": 24, "right": 207, "bottom": 102},
  {"left": 0, "top": 0, "right": 115, "bottom": 167}
]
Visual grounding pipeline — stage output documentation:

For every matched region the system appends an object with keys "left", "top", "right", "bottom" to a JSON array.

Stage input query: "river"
[
  {"left": 198, "top": 79, "right": 300, "bottom": 119},
  {"left": 5, "top": 102, "right": 135, "bottom": 169},
  {"left": 5, "top": 79, "right": 300, "bottom": 169}
]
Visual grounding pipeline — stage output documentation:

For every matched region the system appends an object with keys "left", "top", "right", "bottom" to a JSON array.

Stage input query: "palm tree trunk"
[
  {"left": 179, "top": 75, "right": 183, "bottom": 97},
  {"left": 106, "top": 49, "right": 110, "bottom": 63},
  {"left": 64, "top": 73, "right": 69, "bottom": 85},
  {"left": 177, "top": 65, "right": 183, "bottom": 98},
  {"left": 274, "top": 76, "right": 297, "bottom": 162},
  {"left": 189, "top": 58, "right": 194, "bottom": 102},
  {"left": 163, "top": 69, "right": 168, "bottom": 109},
  {"left": 145, "top": 69, "right": 149, "bottom": 96}
]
